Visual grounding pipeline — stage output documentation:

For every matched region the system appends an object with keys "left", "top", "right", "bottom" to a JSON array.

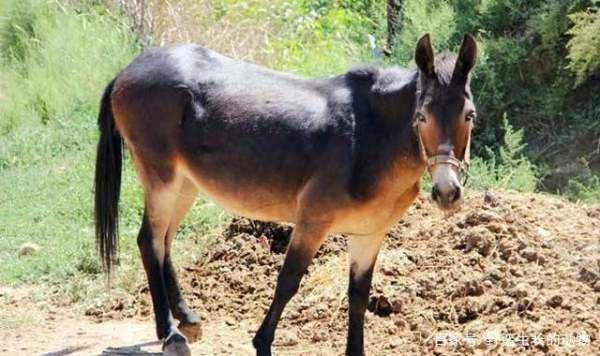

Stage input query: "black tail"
[{"left": 94, "top": 78, "right": 122, "bottom": 276}]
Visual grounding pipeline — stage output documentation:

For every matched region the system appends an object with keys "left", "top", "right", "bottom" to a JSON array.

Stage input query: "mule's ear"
[
  {"left": 452, "top": 34, "right": 477, "bottom": 84},
  {"left": 415, "top": 34, "right": 435, "bottom": 77}
]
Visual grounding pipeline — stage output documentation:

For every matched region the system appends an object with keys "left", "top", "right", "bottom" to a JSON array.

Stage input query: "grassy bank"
[{"left": 0, "top": 0, "right": 225, "bottom": 300}]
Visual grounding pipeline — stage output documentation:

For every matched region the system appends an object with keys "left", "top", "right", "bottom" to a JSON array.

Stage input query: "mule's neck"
[
  {"left": 346, "top": 67, "right": 426, "bottom": 200},
  {"left": 370, "top": 67, "right": 424, "bottom": 162},
  {"left": 380, "top": 69, "right": 428, "bottom": 185}
]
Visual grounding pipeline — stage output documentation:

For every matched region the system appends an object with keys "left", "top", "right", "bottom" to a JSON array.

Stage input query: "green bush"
[
  {"left": 468, "top": 116, "right": 538, "bottom": 192},
  {"left": 567, "top": 8, "right": 600, "bottom": 83},
  {"left": 390, "top": 0, "right": 457, "bottom": 64},
  {"left": 266, "top": 0, "right": 381, "bottom": 75},
  {"left": 564, "top": 160, "right": 600, "bottom": 203}
]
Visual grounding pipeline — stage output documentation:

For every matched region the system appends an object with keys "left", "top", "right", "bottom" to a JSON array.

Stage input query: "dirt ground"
[{"left": 2, "top": 191, "right": 599, "bottom": 355}]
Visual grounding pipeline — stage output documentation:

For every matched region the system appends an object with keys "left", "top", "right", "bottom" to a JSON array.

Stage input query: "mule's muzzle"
[
  {"left": 431, "top": 180, "right": 463, "bottom": 210},
  {"left": 429, "top": 160, "right": 465, "bottom": 211}
]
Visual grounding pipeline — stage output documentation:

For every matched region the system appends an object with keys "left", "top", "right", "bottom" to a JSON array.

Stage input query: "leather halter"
[{"left": 414, "top": 119, "right": 472, "bottom": 186}]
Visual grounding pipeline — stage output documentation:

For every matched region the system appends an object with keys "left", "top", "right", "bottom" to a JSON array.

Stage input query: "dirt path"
[
  {"left": 1, "top": 308, "right": 261, "bottom": 355},
  {"left": 2, "top": 308, "right": 342, "bottom": 355}
]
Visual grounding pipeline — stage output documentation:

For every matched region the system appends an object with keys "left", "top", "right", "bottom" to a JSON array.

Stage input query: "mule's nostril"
[
  {"left": 431, "top": 185, "right": 440, "bottom": 202},
  {"left": 450, "top": 185, "right": 462, "bottom": 203}
]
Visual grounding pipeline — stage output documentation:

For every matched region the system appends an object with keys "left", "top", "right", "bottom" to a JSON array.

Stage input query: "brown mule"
[{"left": 94, "top": 33, "right": 477, "bottom": 356}]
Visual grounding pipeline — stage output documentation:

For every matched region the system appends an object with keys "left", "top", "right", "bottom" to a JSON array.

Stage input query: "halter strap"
[{"left": 415, "top": 121, "right": 472, "bottom": 185}]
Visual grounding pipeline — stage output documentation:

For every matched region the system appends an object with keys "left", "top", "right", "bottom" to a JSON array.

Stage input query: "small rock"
[
  {"left": 546, "top": 295, "right": 563, "bottom": 308},
  {"left": 464, "top": 227, "right": 494, "bottom": 256},
  {"left": 536, "top": 227, "right": 551, "bottom": 239},
  {"left": 18, "top": 243, "right": 40, "bottom": 257},
  {"left": 455, "top": 280, "right": 484, "bottom": 298},
  {"left": 517, "top": 297, "right": 535, "bottom": 312},
  {"left": 465, "top": 211, "right": 501, "bottom": 226},
  {"left": 257, "top": 235, "right": 270, "bottom": 250},
  {"left": 509, "top": 267, "right": 524, "bottom": 277},
  {"left": 579, "top": 267, "right": 598, "bottom": 284},
  {"left": 368, "top": 295, "right": 393, "bottom": 316},
  {"left": 483, "top": 191, "right": 499, "bottom": 206},
  {"left": 393, "top": 317, "right": 407, "bottom": 329},
  {"left": 487, "top": 268, "right": 503, "bottom": 281},
  {"left": 508, "top": 282, "right": 530, "bottom": 298},
  {"left": 521, "top": 247, "right": 545, "bottom": 264},
  {"left": 387, "top": 340, "right": 402, "bottom": 349}
]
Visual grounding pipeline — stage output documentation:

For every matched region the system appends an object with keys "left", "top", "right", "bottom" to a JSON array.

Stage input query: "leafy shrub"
[
  {"left": 564, "top": 160, "right": 600, "bottom": 203},
  {"left": 567, "top": 8, "right": 600, "bottom": 83},
  {"left": 390, "top": 0, "right": 456, "bottom": 64},
  {"left": 468, "top": 116, "right": 538, "bottom": 192}
]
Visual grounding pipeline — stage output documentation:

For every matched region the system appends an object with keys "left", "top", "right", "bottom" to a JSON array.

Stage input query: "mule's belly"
[
  {"left": 202, "top": 187, "right": 297, "bottom": 223},
  {"left": 180, "top": 159, "right": 300, "bottom": 223}
]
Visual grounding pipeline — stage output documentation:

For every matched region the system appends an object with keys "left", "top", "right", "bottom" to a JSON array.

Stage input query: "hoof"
[
  {"left": 252, "top": 337, "right": 272, "bottom": 356},
  {"left": 163, "top": 330, "right": 191, "bottom": 356},
  {"left": 255, "top": 346, "right": 272, "bottom": 356},
  {"left": 178, "top": 320, "right": 202, "bottom": 343}
]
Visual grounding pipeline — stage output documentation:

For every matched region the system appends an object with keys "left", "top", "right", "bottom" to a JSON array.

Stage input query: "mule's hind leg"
[
  {"left": 164, "top": 179, "right": 202, "bottom": 342},
  {"left": 137, "top": 179, "right": 191, "bottom": 356},
  {"left": 346, "top": 233, "right": 385, "bottom": 356},
  {"left": 253, "top": 220, "right": 330, "bottom": 356}
]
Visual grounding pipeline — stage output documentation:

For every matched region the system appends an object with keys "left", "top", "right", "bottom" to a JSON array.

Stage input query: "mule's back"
[{"left": 110, "top": 44, "right": 354, "bottom": 221}]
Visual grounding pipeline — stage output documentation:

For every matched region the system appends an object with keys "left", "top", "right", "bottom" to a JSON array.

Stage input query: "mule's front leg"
[
  {"left": 346, "top": 233, "right": 385, "bottom": 356},
  {"left": 253, "top": 221, "right": 330, "bottom": 356}
]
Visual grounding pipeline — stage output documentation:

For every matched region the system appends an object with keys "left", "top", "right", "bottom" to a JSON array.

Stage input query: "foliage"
[
  {"left": 264, "top": 0, "right": 383, "bottom": 75},
  {"left": 468, "top": 116, "right": 538, "bottom": 192},
  {"left": 564, "top": 160, "right": 600, "bottom": 203},
  {"left": 390, "top": 0, "right": 457, "bottom": 64},
  {"left": 567, "top": 7, "right": 600, "bottom": 83}
]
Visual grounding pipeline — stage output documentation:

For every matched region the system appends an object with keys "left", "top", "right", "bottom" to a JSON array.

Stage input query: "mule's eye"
[
  {"left": 416, "top": 112, "right": 426, "bottom": 123},
  {"left": 466, "top": 111, "right": 476, "bottom": 121}
]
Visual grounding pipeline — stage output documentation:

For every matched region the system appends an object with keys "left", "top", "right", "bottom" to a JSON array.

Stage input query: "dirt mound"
[{"left": 111, "top": 191, "right": 600, "bottom": 355}]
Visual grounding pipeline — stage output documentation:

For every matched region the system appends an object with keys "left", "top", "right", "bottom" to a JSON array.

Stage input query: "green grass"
[
  {"left": 0, "top": 104, "right": 226, "bottom": 284},
  {"left": 0, "top": 309, "right": 36, "bottom": 330},
  {"left": 0, "top": 0, "right": 226, "bottom": 295}
]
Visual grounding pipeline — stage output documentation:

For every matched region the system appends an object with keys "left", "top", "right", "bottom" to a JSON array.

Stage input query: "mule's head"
[{"left": 413, "top": 34, "right": 477, "bottom": 211}]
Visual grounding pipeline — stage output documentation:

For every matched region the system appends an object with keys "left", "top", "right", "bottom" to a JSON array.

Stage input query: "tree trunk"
[{"left": 386, "top": 0, "right": 403, "bottom": 56}]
